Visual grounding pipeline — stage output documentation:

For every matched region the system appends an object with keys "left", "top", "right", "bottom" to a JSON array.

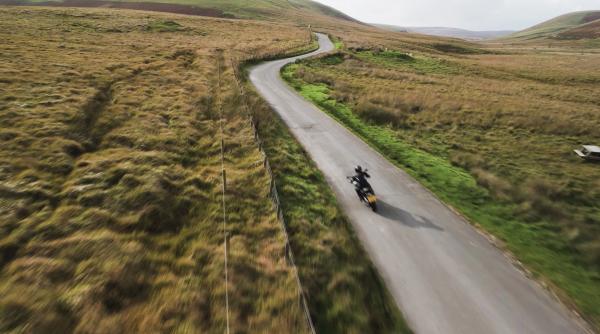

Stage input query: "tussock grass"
[
  {"left": 0, "top": 7, "right": 316, "bottom": 332},
  {"left": 283, "top": 34, "right": 600, "bottom": 327},
  {"left": 145, "top": 19, "right": 186, "bottom": 32},
  {"left": 0, "top": 6, "right": 412, "bottom": 332}
]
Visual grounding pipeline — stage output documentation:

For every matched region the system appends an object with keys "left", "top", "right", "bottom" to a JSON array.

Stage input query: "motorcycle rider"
[{"left": 352, "top": 166, "right": 373, "bottom": 200}]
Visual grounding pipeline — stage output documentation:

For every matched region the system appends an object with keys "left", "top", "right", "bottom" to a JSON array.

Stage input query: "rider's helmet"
[{"left": 355, "top": 165, "right": 363, "bottom": 174}]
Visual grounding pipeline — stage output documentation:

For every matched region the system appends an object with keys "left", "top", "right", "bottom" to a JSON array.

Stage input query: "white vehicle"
[{"left": 574, "top": 145, "right": 600, "bottom": 162}]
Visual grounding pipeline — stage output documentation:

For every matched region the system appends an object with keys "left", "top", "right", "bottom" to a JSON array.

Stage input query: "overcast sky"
[{"left": 314, "top": 0, "right": 600, "bottom": 31}]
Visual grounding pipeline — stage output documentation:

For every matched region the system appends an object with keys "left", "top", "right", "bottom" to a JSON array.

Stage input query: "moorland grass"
[
  {"left": 0, "top": 7, "right": 315, "bottom": 332},
  {"left": 0, "top": 6, "right": 412, "bottom": 333},
  {"left": 282, "top": 38, "right": 600, "bottom": 326},
  {"left": 11, "top": 0, "right": 357, "bottom": 22}
]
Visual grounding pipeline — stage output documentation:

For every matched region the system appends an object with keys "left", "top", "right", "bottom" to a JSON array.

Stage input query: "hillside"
[
  {"left": 509, "top": 10, "right": 600, "bottom": 40},
  {"left": 289, "top": 0, "right": 359, "bottom": 22},
  {"left": 558, "top": 19, "right": 600, "bottom": 39},
  {"left": 177, "top": 0, "right": 357, "bottom": 21},
  {"left": 0, "top": 0, "right": 359, "bottom": 22},
  {"left": 374, "top": 23, "right": 514, "bottom": 40}
]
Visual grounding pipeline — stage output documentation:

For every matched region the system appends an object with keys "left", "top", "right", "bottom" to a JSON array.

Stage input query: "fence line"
[
  {"left": 230, "top": 55, "right": 316, "bottom": 334},
  {"left": 216, "top": 56, "right": 231, "bottom": 334},
  {"left": 232, "top": 32, "right": 316, "bottom": 65}
]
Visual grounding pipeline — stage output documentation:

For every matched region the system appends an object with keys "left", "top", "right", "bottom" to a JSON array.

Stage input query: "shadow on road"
[{"left": 378, "top": 200, "right": 444, "bottom": 231}]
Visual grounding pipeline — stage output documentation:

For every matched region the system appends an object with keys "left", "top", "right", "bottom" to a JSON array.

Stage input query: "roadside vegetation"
[{"left": 282, "top": 35, "right": 600, "bottom": 327}]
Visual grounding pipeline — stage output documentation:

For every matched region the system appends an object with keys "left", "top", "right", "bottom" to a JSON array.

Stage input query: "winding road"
[{"left": 249, "top": 33, "right": 589, "bottom": 334}]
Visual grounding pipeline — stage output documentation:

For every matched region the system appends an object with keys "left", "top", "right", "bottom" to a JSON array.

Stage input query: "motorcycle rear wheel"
[{"left": 370, "top": 202, "right": 377, "bottom": 212}]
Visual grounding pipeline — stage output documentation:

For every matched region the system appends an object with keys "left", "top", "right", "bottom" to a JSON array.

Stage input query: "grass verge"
[{"left": 282, "top": 62, "right": 600, "bottom": 329}]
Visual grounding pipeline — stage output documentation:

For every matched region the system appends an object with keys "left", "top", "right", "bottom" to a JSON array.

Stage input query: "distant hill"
[
  {"left": 373, "top": 24, "right": 514, "bottom": 41},
  {"left": 214, "top": 0, "right": 359, "bottom": 22},
  {"left": 0, "top": 0, "right": 360, "bottom": 22},
  {"left": 290, "top": 0, "right": 359, "bottom": 22},
  {"left": 558, "top": 19, "right": 600, "bottom": 39},
  {"left": 508, "top": 10, "right": 600, "bottom": 40}
]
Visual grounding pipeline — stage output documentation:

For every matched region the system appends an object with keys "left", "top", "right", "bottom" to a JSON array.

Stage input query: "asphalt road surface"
[{"left": 249, "top": 33, "right": 590, "bottom": 334}]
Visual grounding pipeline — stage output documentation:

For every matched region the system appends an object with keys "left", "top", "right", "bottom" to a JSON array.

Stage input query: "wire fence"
[
  {"left": 216, "top": 56, "right": 231, "bottom": 334},
  {"left": 229, "top": 30, "right": 315, "bottom": 65},
  {"left": 229, "top": 54, "right": 317, "bottom": 334}
]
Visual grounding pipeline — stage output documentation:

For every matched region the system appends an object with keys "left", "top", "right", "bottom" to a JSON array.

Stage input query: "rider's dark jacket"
[{"left": 355, "top": 170, "right": 371, "bottom": 190}]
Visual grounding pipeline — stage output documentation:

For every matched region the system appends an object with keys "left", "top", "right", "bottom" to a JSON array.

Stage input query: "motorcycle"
[{"left": 347, "top": 175, "right": 377, "bottom": 212}]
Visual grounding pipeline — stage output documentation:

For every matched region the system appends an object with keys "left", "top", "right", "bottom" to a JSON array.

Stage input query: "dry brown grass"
[
  {"left": 283, "top": 25, "right": 600, "bottom": 326},
  {"left": 0, "top": 6, "right": 314, "bottom": 332}
]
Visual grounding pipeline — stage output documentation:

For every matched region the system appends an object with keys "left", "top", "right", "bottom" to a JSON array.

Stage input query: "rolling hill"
[
  {"left": 509, "top": 10, "right": 600, "bottom": 40},
  {"left": 0, "top": 0, "right": 360, "bottom": 22},
  {"left": 288, "top": 0, "right": 359, "bottom": 22},
  {"left": 558, "top": 18, "right": 600, "bottom": 39},
  {"left": 374, "top": 23, "right": 514, "bottom": 40}
]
